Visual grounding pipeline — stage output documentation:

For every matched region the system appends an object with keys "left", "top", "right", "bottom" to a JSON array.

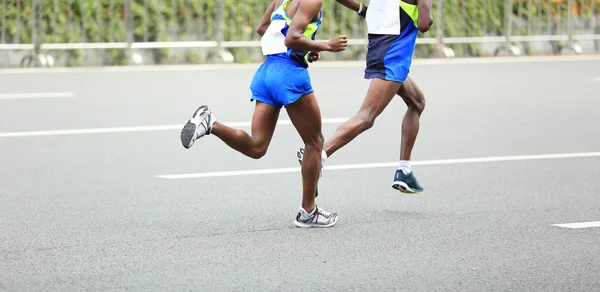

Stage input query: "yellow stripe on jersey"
[{"left": 400, "top": 1, "right": 419, "bottom": 26}]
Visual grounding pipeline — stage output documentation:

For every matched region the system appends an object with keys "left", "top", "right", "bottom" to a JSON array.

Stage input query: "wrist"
[
  {"left": 356, "top": 2, "right": 367, "bottom": 17},
  {"left": 318, "top": 41, "right": 332, "bottom": 52}
]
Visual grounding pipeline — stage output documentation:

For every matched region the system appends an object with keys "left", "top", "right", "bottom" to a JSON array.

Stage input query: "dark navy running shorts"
[{"left": 364, "top": 1, "right": 419, "bottom": 83}]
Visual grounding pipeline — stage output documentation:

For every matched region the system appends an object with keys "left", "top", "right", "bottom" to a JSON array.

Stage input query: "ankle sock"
[
  {"left": 397, "top": 160, "right": 412, "bottom": 172},
  {"left": 300, "top": 206, "right": 316, "bottom": 219}
]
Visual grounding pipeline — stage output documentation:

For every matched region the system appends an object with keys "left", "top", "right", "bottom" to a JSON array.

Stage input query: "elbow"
[
  {"left": 417, "top": 8, "right": 434, "bottom": 33},
  {"left": 257, "top": 21, "right": 271, "bottom": 36},
  {"left": 256, "top": 26, "right": 267, "bottom": 36},
  {"left": 418, "top": 20, "right": 433, "bottom": 33},
  {"left": 284, "top": 34, "right": 299, "bottom": 48}
]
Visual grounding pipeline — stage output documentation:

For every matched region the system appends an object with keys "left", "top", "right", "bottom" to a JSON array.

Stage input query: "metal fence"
[{"left": 1, "top": 0, "right": 599, "bottom": 67}]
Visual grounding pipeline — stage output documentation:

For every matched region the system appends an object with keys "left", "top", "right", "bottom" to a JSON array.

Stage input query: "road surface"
[{"left": 1, "top": 56, "right": 600, "bottom": 291}]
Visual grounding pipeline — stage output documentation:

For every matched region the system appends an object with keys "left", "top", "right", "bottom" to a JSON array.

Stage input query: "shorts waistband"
[{"left": 265, "top": 53, "right": 307, "bottom": 68}]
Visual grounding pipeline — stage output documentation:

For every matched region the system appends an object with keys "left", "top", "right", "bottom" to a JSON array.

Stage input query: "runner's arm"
[
  {"left": 284, "top": 0, "right": 330, "bottom": 52},
  {"left": 257, "top": 0, "right": 277, "bottom": 36},
  {"left": 335, "top": 0, "right": 367, "bottom": 18},
  {"left": 417, "top": 0, "right": 434, "bottom": 33}
]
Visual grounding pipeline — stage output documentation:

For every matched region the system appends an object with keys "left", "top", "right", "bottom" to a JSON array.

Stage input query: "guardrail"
[{"left": 0, "top": 0, "right": 598, "bottom": 67}]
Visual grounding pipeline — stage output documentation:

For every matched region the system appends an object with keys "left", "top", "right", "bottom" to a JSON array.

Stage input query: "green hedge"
[{"left": 0, "top": 0, "right": 574, "bottom": 66}]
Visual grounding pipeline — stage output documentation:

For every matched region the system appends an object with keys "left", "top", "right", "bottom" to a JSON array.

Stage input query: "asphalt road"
[{"left": 1, "top": 56, "right": 600, "bottom": 291}]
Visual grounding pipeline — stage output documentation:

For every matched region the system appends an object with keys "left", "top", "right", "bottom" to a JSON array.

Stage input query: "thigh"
[
  {"left": 396, "top": 75, "right": 424, "bottom": 107},
  {"left": 358, "top": 77, "right": 402, "bottom": 118},
  {"left": 362, "top": 34, "right": 409, "bottom": 117},
  {"left": 251, "top": 101, "right": 281, "bottom": 147},
  {"left": 284, "top": 92, "right": 322, "bottom": 143}
]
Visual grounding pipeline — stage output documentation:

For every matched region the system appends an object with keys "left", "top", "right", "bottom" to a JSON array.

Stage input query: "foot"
[
  {"left": 297, "top": 148, "right": 322, "bottom": 197},
  {"left": 180, "top": 105, "right": 216, "bottom": 149},
  {"left": 294, "top": 205, "right": 338, "bottom": 228},
  {"left": 391, "top": 168, "right": 424, "bottom": 194}
]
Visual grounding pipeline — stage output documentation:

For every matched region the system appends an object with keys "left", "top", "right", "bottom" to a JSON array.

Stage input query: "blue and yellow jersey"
[
  {"left": 365, "top": 0, "right": 419, "bottom": 35},
  {"left": 260, "top": 0, "right": 322, "bottom": 67}
]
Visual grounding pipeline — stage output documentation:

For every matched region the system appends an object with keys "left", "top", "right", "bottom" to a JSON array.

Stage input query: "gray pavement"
[{"left": 1, "top": 58, "right": 600, "bottom": 291}]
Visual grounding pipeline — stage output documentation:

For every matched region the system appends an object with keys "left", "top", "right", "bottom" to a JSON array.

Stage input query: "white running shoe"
[
  {"left": 180, "top": 105, "right": 216, "bottom": 149},
  {"left": 294, "top": 205, "right": 338, "bottom": 228}
]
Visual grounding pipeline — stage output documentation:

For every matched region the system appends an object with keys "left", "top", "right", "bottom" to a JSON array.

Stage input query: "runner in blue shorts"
[
  {"left": 298, "top": 0, "right": 433, "bottom": 194},
  {"left": 179, "top": 0, "right": 348, "bottom": 228}
]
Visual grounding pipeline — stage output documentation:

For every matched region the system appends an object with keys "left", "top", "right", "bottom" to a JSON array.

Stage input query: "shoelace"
[{"left": 315, "top": 208, "right": 333, "bottom": 220}]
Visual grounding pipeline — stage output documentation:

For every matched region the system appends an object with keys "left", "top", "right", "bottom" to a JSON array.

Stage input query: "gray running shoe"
[
  {"left": 180, "top": 105, "right": 215, "bottom": 149},
  {"left": 294, "top": 205, "right": 338, "bottom": 228}
]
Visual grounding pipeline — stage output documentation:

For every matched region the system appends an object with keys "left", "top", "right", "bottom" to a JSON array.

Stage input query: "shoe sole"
[
  {"left": 294, "top": 218, "right": 338, "bottom": 228},
  {"left": 392, "top": 181, "right": 423, "bottom": 194},
  {"left": 180, "top": 122, "right": 197, "bottom": 149},
  {"left": 180, "top": 106, "right": 208, "bottom": 149}
]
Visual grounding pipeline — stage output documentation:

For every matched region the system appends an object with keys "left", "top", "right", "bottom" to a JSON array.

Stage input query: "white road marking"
[
  {"left": 1, "top": 55, "right": 600, "bottom": 74},
  {"left": 156, "top": 151, "right": 600, "bottom": 179},
  {"left": 0, "top": 92, "right": 76, "bottom": 99},
  {"left": 551, "top": 221, "right": 600, "bottom": 229},
  {"left": 0, "top": 118, "right": 349, "bottom": 138},
  {"left": 592, "top": 76, "right": 600, "bottom": 82},
  {"left": 0, "top": 124, "right": 182, "bottom": 138}
]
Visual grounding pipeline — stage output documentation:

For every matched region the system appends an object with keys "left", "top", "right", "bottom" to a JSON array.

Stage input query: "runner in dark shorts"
[{"left": 298, "top": 0, "right": 433, "bottom": 194}]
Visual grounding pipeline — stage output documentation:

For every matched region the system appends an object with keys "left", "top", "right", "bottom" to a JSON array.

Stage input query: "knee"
[
  {"left": 411, "top": 91, "right": 426, "bottom": 114},
  {"left": 304, "top": 132, "right": 324, "bottom": 151},
  {"left": 358, "top": 112, "right": 376, "bottom": 131}
]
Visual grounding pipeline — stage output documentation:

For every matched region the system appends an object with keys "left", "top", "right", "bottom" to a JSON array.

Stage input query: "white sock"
[
  {"left": 300, "top": 206, "right": 316, "bottom": 219},
  {"left": 321, "top": 150, "right": 328, "bottom": 165},
  {"left": 208, "top": 113, "right": 217, "bottom": 131},
  {"left": 397, "top": 160, "right": 412, "bottom": 172}
]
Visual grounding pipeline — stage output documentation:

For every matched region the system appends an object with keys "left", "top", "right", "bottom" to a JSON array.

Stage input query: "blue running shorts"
[{"left": 250, "top": 53, "right": 314, "bottom": 108}]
